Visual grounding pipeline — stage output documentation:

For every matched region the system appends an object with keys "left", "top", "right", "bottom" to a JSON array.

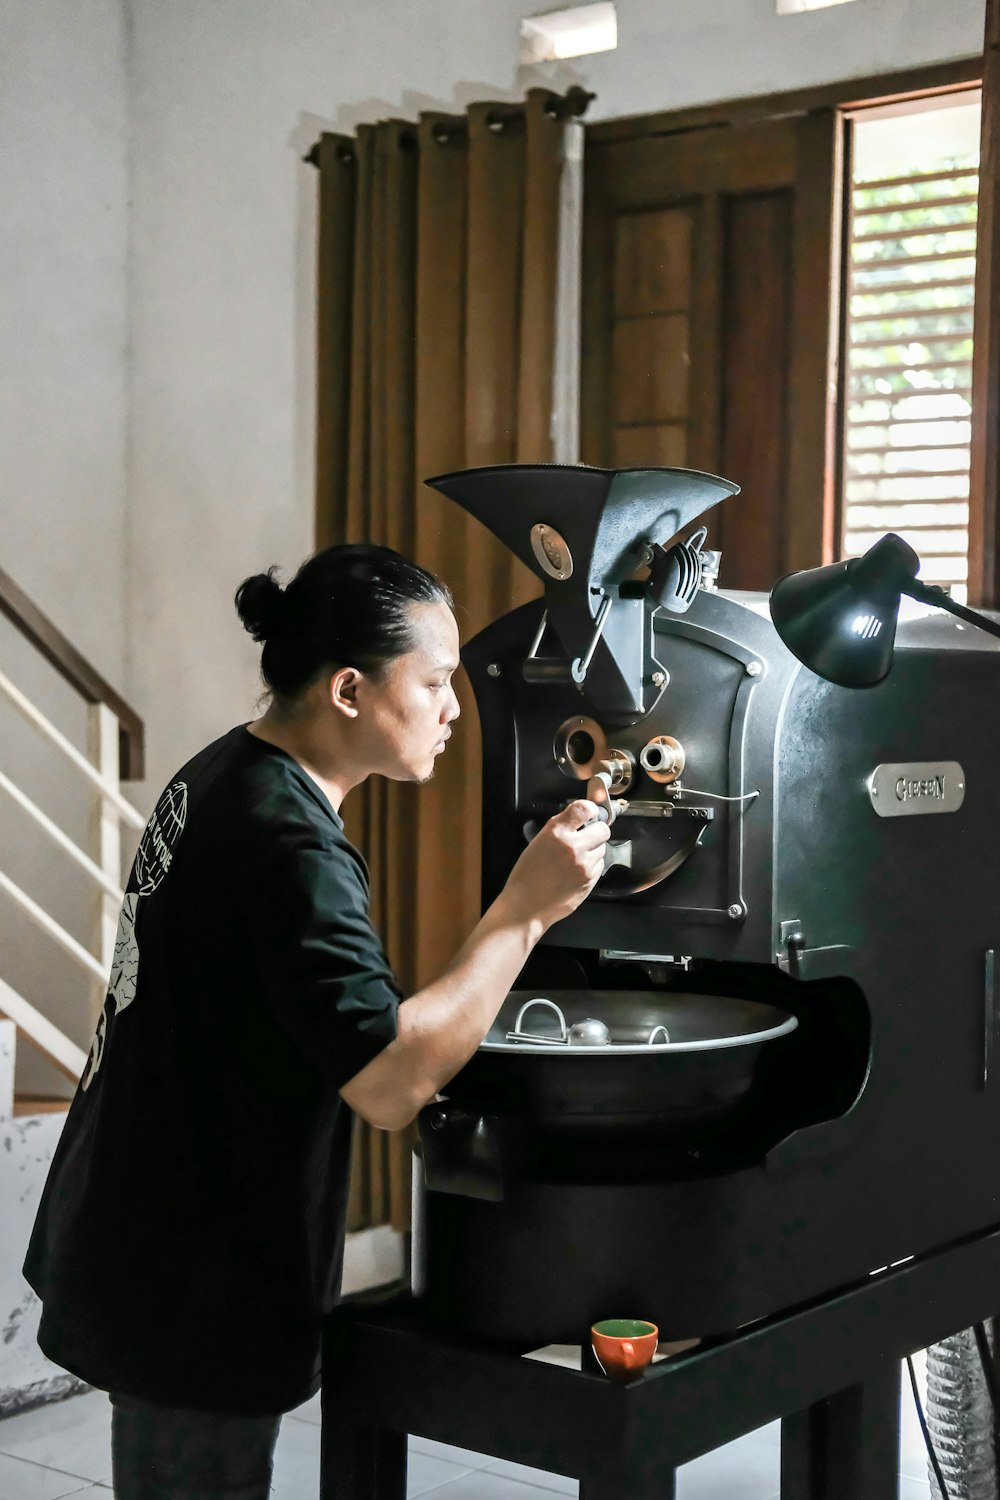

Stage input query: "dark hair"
[{"left": 235, "top": 543, "right": 453, "bottom": 700}]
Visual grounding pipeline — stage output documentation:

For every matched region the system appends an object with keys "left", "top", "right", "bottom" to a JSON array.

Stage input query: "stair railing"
[{"left": 0, "top": 566, "right": 145, "bottom": 1086}]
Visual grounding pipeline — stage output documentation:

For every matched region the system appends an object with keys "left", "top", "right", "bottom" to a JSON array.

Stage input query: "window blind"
[{"left": 842, "top": 157, "right": 979, "bottom": 601}]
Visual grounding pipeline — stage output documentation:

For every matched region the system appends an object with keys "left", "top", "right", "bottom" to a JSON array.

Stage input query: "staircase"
[{"left": 0, "top": 567, "right": 145, "bottom": 1414}]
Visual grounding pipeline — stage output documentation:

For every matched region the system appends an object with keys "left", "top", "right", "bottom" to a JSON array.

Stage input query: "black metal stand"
[{"left": 321, "top": 1224, "right": 1000, "bottom": 1499}]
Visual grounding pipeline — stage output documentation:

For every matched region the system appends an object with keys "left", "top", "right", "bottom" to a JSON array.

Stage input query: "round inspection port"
[
  {"left": 553, "top": 716, "right": 609, "bottom": 780},
  {"left": 639, "top": 735, "right": 686, "bottom": 785},
  {"left": 568, "top": 729, "right": 594, "bottom": 763}
]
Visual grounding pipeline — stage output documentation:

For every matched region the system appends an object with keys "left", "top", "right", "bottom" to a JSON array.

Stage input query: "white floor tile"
[
  {"left": 409, "top": 1434, "right": 496, "bottom": 1470},
  {"left": 0, "top": 1393, "right": 112, "bottom": 1486},
  {"left": 408, "top": 1471, "right": 561, "bottom": 1499},
  {"left": 272, "top": 1424, "right": 487, "bottom": 1499},
  {"left": 0, "top": 1451, "right": 104, "bottom": 1500},
  {"left": 270, "top": 1412, "right": 321, "bottom": 1498},
  {"left": 408, "top": 1449, "right": 478, "bottom": 1496},
  {"left": 677, "top": 1432, "right": 780, "bottom": 1499},
  {"left": 483, "top": 1455, "right": 577, "bottom": 1494},
  {"left": 900, "top": 1478, "right": 931, "bottom": 1500},
  {"left": 742, "top": 1420, "right": 781, "bottom": 1450},
  {"left": 285, "top": 1389, "right": 322, "bottom": 1427},
  {"left": 48, "top": 1490, "right": 111, "bottom": 1499}
]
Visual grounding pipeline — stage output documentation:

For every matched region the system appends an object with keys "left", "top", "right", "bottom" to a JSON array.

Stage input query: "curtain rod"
[{"left": 304, "top": 85, "right": 595, "bottom": 167}]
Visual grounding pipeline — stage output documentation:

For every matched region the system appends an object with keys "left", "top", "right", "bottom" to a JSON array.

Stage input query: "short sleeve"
[{"left": 243, "top": 820, "right": 402, "bottom": 1092}]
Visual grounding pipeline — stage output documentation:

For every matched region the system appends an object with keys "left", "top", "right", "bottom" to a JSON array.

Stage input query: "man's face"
[{"left": 355, "top": 601, "right": 461, "bottom": 782}]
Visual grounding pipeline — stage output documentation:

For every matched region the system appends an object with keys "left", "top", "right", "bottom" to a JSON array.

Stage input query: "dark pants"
[{"left": 110, "top": 1393, "right": 282, "bottom": 1500}]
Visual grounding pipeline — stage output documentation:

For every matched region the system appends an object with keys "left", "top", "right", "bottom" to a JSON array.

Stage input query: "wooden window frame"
[
  {"left": 583, "top": 56, "right": 986, "bottom": 585},
  {"left": 586, "top": 59, "right": 982, "bottom": 148}
]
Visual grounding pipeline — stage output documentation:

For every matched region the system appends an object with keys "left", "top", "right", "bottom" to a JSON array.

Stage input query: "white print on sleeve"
[{"left": 81, "top": 781, "right": 188, "bottom": 1091}]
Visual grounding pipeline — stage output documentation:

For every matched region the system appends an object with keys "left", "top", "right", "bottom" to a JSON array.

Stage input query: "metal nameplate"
[{"left": 867, "top": 762, "right": 966, "bottom": 818}]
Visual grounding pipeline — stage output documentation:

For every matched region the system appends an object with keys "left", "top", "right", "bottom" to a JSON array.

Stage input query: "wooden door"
[{"left": 582, "top": 108, "right": 842, "bottom": 589}]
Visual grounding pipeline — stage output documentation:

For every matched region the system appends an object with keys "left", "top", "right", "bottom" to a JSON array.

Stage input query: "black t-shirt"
[{"left": 23, "top": 725, "right": 401, "bottom": 1415}]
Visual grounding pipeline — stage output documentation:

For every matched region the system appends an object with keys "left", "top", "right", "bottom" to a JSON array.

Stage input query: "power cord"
[
  {"left": 669, "top": 787, "right": 761, "bottom": 804},
  {"left": 906, "top": 1353, "right": 951, "bottom": 1500}
]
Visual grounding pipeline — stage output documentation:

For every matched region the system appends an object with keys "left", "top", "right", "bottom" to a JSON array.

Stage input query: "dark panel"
[
  {"left": 786, "top": 109, "right": 841, "bottom": 573},
  {"left": 588, "top": 58, "right": 982, "bottom": 147},
  {"left": 612, "top": 313, "right": 690, "bottom": 425},
  {"left": 613, "top": 423, "right": 688, "bottom": 468},
  {"left": 614, "top": 208, "right": 692, "bottom": 316},
  {"left": 717, "top": 191, "right": 794, "bottom": 590},
  {"left": 596, "top": 120, "right": 798, "bottom": 209},
  {"left": 970, "top": 0, "right": 999, "bottom": 605}
]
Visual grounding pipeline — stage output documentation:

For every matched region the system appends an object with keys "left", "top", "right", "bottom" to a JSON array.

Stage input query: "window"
[{"left": 840, "top": 92, "right": 981, "bottom": 602}]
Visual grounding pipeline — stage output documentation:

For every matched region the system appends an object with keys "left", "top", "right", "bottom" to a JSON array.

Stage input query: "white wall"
[
  {"left": 126, "top": 0, "right": 988, "bottom": 801},
  {"left": 1, "top": 0, "right": 131, "bottom": 1100},
  {"left": 580, "top": 0, "right": 983, "bottom": 123},
  {"left": 1, "top": 0, "right": 130, "bottom": 682}
]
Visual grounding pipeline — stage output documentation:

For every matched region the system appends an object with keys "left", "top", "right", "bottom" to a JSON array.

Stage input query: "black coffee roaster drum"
[{"left": 412, "top": 463, "right": 1000, "bottom": 1347}]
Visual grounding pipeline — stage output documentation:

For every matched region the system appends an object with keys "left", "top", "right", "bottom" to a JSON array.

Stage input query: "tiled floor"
[{"left": 0, "top": 1359, "right": 935, "bottom": 1499}]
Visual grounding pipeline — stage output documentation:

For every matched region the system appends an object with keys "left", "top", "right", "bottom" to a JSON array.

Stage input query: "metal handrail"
[
  {"left": 0, "top": 565, "right": 144, "bottom": 779},
  {"left": 0, "top": 770, "right": 125, "bottom": 904},
  {"left": 0, "top": 667, "right": 144, "bottom": 830},
  {"left": 0, "top": 571, "right": 144, "bottom": 1093}
]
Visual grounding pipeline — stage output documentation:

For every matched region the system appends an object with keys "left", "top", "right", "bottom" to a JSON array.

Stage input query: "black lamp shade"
[{"left": 769, "top": 534, "right": 921, "bottom": 688}]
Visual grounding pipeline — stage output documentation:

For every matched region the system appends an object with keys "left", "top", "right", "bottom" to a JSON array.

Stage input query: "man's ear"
[{"left": 329, "top": 667, "right": 361, "bottom": 719}]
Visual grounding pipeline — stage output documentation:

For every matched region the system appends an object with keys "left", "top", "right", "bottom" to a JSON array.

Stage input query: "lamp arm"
[{"left": 902, "top": 579, "right": 1000, "bottom": 643}]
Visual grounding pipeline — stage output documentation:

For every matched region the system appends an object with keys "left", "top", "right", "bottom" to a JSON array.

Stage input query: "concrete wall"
[{"left": 125, "top": 0, "right": 987, "bottom": 803}]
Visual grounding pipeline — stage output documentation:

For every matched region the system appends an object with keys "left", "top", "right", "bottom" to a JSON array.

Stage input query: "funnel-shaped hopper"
[
  {"left": 425, "top": 463, "right": 740, "bottom": 723},
  {"left": 425, "top": 464, "right": 739, "bottom": 592}
]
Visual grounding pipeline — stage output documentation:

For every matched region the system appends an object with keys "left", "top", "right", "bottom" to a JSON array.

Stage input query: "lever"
[
  {"left": 603, "top": 840, "right": 633, "bottom": 873},
  {"left": 587, "top": 769, "right": 624, "bottom": 827}
]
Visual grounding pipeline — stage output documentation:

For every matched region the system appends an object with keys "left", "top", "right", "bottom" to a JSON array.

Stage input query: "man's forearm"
[
  {"left": 397, "top": 893, "right": 546, "bottom": 1092},
  {"left": 339, "top": 894, "right": 545, "bottom": 1129}
]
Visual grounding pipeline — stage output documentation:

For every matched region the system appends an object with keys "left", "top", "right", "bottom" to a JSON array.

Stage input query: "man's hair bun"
[
  {"left": 234, "top": 568, "right": 287, "bottom": 643},
  {"left": 234, "top": 543, "right": 452, "bottom": 701}
]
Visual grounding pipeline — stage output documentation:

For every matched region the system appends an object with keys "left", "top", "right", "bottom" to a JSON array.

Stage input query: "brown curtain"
[{"left": 314, "top": 88, "right": 589, "bottom": 1233}]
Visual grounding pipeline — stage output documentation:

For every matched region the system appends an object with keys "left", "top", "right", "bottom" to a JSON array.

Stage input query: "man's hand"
[{"left": 498, "top": 800, "right": 611, "bottom": 932}]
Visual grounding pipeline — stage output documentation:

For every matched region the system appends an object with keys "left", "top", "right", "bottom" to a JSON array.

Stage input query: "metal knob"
[{"left": 568, "top": 1018, "right": 611, "bottom": 1046}]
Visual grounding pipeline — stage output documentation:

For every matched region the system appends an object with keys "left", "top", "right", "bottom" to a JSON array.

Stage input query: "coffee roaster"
[{"left": 412, "top": 463, "right": 1000, "bottom": 1348}]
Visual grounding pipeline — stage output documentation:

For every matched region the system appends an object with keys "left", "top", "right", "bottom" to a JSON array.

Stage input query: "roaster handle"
[
  {"left": 522, "top": 597, "right": 613, "bottom": 688},
  {"left": 418, "top": 1101, "right": 525, "bottom": 1203}
]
